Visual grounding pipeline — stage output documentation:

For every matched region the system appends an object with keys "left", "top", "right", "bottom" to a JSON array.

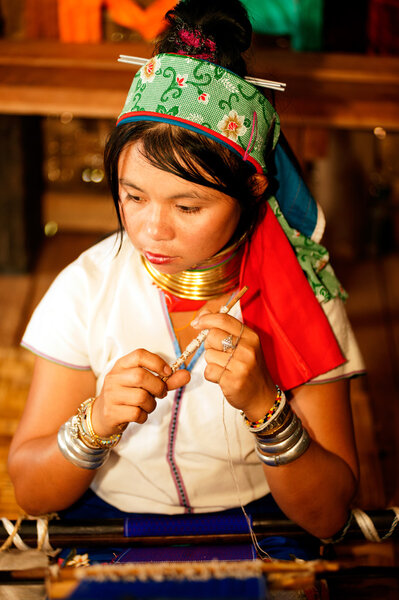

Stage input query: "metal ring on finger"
[
  {"left": 221, "top": 334, "right": 234, "bottom": 352},
  {"left": 217, "top": 321, "right": 245, "bottom": 384}
]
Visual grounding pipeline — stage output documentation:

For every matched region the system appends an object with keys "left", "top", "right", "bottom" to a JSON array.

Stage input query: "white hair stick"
[{"left": 118, "top": 55, "right": 286, "bottom": 91}]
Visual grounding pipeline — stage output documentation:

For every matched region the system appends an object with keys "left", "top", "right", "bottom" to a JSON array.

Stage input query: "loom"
[{"left": 1, "top": 508, "right": 399, "bottom": 598}]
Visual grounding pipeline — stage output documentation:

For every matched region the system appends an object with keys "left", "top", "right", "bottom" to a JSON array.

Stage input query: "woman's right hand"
[{"left": 92, "top": 349, "right": 190, "bottom": 437}]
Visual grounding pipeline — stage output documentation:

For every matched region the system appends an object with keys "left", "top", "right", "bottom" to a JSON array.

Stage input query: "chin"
[{"left": 150, "top": 262, "right": 186, "bottom": 275}]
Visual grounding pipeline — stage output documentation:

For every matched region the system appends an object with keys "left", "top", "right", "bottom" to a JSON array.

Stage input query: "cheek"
[
  {"left": 217, "top": 206, "right": 241, "bottom": 239},
  {"left": 118, "top": 202, "right": 126, "bottom": 226},
  {"left": 195, "top": 211, "right": 239, "bottom": 249},
  {"left": 118, "top": 205, "right": 139, "bottom": 238}
]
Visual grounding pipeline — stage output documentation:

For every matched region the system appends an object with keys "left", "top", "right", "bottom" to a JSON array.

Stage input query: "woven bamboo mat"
[{"left": 0, "top": 346, "right": 34, "bottom": 518}]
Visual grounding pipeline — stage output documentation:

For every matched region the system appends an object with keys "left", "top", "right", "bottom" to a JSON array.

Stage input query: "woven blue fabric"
[
  {"left": 59, "top": 491, "right": 320, "bottom": 563},
  {"left": 115, "top": 543, "right": 255, "bottom": 563},
  {"left": 124, "top": 512, "right": 250, "bottom": 537},
  {"left": 67, "top": 577, "right": 266, "bottom": 600}
]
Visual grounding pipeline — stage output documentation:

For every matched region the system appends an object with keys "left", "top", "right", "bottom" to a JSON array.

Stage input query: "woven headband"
[{"left": 117, "top": 53, "right": 280, "bottom": 174}]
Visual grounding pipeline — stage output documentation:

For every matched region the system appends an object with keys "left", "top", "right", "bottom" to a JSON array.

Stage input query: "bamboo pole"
[{"left": 1, "top": 510, "right": 399, "bottom": 548}]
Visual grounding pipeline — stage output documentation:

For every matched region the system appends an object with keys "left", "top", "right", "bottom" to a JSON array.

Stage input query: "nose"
[{"left": 145, "top": 205, "right": 174, "bottom": 241}]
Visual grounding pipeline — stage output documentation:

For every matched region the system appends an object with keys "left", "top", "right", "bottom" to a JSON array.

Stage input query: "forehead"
[{"left": 118, "top": 142, "right": 239, "bottom": 205}]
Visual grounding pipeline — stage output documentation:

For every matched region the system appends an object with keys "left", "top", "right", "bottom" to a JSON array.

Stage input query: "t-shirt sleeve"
[
  {"left": 308, "top": 297, "right": 366, "bottom": 384},
  {"left": 21, "top": 262, "right": 91, "bottom": 370}
]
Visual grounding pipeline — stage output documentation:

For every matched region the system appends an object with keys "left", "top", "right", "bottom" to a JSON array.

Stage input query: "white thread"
[
  {"left": 381, "top": 507, "right": 399, "bottom": 541},
  {"left": 320, "top": 513, "right": 352, "bottom": 545},
  {"left": 221, "top": 398, "right": 271, "bottom": 560},
  {"left": 352, "top": 509, "right": 381, "bottom": 542},
  {"left": 218, "top": 321, "right": 271, "bottom": 560},
  {"left": 0, "top": 517, "right": 30, "bottom": 551},
  {"left": 0, "top": 515, "right": 60, "bottom": 555},
  {"left": 36, "top": 517, "right": 59, "bottom": 555},
  {"left": 75, "top": 559, "right": 265, "bottom": 582}
]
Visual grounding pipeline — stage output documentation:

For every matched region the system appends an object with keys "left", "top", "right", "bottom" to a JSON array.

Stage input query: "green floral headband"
[{"left": 117, "top": 53, "right": 280, "bottom": 173}]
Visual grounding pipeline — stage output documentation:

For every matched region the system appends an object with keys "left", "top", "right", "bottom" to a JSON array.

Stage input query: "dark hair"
[
  {"left": 155, "top": 0, "right": 252, "bottom": 76},
  {"left": 104, "top": 0, "right": 269, "bottom": 245},
  {"left": 104, "top": 121, "right": 263, "bottom": 242}
]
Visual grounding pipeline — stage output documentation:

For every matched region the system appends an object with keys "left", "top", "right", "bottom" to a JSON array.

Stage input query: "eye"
[
  {"left": 176, "top": 205, "right": 201, "bottom": 214},
  {"left": 121, "top": 193, "right": 143, "bottom": 204}
]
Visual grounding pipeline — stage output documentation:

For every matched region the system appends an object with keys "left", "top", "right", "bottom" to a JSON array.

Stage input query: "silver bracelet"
[
  {"left": 256, "top": 417, "right": 303, "bottom": 454},
  {"left": 255, "top": 411, "right": 298, "bottom": 442},
  {"left": 255, "top": 428, "right": 311, "bottom": 467},
  {"left": 57, "top": 419, "right": 110, "bottom": 470},
  {"left": 59, "top": 421, "right": 109, "bottom": 469},
  {"left": 65, "top": 417, "right": 110, "bottom": 464}
]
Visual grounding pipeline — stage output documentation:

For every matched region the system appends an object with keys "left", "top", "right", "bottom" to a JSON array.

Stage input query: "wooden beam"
[{"left": 0, "top": 41, "right": 398, "bottom": 129}]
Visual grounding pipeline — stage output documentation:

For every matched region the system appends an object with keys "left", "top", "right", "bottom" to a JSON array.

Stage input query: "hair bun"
[{"left": 155, "top": 0, "right": 252, "bottom": 76}]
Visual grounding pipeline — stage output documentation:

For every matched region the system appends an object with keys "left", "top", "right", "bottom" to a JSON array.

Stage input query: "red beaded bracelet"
[{"left": 243, "top": 387, "right": 285, "bottom": 430}]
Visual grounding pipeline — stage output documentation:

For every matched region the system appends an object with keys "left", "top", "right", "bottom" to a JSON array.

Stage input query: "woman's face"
[{"left": 118, "top": 142, "right": 242, "bottom": 274}]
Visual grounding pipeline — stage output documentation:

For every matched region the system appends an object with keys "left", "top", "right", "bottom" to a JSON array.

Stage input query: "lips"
[{"left": 144, "top": 251, "right": 176, "bottom": 265}]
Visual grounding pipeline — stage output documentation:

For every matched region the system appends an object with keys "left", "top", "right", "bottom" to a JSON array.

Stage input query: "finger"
[
  {"left": 114, "top": 404, "right": 152, "bottom": 426},
  {"left": 166, "top": 369, "right": 191, "bottom": 390},
  {"left": 192, "top": 312, "right": 244, "bottom": 336},
  {"left": 204, "top": 361, "right": 234, "bottom": 386},
  {"left": 204, "top": 348, "right": 238, "bottom": 370},
  {"left": 190, "top": 308, "right": 212, "bottom": 328},
  {"left": 115, "top": 348, "right": 172, "bottom": 379},
  {"left": 122, "top": 389, "right": 158, "bottom": 415},
  {"left": 106, "top": 368, "right": 167, "bottom": 399},
  {"left": 204, "top": 327, "right": 243, "bottom": 352},
  {"left": 102, "top": 387, "right": 157, "bottom": 415},
  {"left": 204, "top": 342, "right": 257, "bottom": 380},
  {"left": 92, "top": 392, "right": 157, "bottom": 434}
]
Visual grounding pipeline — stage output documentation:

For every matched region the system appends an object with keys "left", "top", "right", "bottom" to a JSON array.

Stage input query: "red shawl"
[{"left": 240, "top": 206, "right": 345, "bottom": 390}]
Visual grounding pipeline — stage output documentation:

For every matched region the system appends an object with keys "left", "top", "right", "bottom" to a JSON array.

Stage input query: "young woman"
[{"left": 8, "top": 0, "right": 364, "bottom": 560}]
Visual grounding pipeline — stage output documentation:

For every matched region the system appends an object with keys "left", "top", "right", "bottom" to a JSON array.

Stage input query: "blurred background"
[{"left": 0, "top": 0, "right": 398, "bottom": 573}]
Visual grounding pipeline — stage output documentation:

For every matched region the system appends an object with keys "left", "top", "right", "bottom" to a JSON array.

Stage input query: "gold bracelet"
[
  {"left": 75, "top": 399, "right": 102, "bottom": 449},
  {"left": 78, "top": 398, "right": 122, "bottom": 450}
]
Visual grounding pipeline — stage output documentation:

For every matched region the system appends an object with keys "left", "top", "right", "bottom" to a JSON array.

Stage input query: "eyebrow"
[{"left": 119, "top": 178, "right": 207, "bottom": 201}]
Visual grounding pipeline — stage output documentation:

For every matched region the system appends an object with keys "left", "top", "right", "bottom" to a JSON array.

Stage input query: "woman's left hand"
[{"left": 192, "top": 311, "right": 276, "bottom": 420}]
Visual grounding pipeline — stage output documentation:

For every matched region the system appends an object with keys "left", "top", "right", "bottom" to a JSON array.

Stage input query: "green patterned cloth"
[
  {"left": 118, "top": 53, "right": 280, "bottom": 174},
  {"left": 268, "top": 196, "right": 347, "bottom": 303},
  {"left": 116, "top": 52, "right": 345, "bottom": 305}
]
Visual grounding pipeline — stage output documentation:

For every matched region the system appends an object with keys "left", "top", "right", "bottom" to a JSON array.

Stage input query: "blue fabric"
[
  {"left": 59, "top": 488, "right": 277, "bottom": 521},
  {"left": 67, "top": 577, "right": 266, "bottom": 600},
  {"left": 58, "top": 490, "right": 320, "bottom": 564},
  {"left": 115, "top": 544, "right": 255, "bottom": 563},
  {"left": 124, "top": 512, "right": 250, "bottom": 537},
  {"left": 274, "top": 142, "right": 319, "bottom": 239}
]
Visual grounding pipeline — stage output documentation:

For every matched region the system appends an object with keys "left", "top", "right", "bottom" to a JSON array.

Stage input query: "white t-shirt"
[{"left": 22, "top": 233, "right": 365, "bottom": 514}]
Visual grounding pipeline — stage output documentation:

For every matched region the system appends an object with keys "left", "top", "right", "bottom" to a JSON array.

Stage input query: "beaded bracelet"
[
  {"left": 253, "top": 403, "right": 292, "bottom": 438},
  {"left": 243, "top": 387, "right": 287, "bottom": 433}
]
